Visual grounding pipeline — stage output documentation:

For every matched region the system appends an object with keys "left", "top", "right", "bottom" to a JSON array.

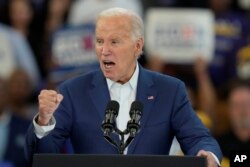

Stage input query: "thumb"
[{"left": 56, "top": 94, "right": 64, "bottom": 103}]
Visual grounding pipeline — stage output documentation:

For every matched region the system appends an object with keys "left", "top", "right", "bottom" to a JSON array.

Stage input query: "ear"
[{"left": 134, "top": 37, "right": 144, "bottom": 57}]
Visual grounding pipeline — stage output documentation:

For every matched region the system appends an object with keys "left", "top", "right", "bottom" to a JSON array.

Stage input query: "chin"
[{"left": 103, "top": 72, "right": 114, "bottom": 80}]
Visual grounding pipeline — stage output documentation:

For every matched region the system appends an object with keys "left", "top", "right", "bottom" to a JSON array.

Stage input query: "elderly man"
[{"left": 25, "top": 8, "right": 222, "bottom": 167}]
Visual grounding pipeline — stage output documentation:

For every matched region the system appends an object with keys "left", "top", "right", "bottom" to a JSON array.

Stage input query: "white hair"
[{"left": 97, "top": 7, "right": 144, "bottom": 41}]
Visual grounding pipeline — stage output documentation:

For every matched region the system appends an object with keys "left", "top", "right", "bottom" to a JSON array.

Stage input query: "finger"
[
  {"left": 39, "top": 95, "right": 57, "bottom": 103},
  {"left": 39, "top": 98, "right": 58, "bottom": 109},
  {"left": 39, "top": 90, "right": 58, "bottom": 96},
  {"left": 39, "top": 102, "right": 58, "bottom": 112},
  {"left": 39, "top": 91, "right": 58, "bottom": 102},
  {"left": 39, "top": 97, "right": 60, "bottom": 111},
  {"left": 39, "top": 93, "right": 62, "bottom": 106},
  {"left": 197, "top": 150, "right": 217, "bottom": 167},
  {"left": 40, "top": 89, "right": 58, "bottom": 96},
  {"left": 197, "top": 150, "right": 209, "bottom": 157}
]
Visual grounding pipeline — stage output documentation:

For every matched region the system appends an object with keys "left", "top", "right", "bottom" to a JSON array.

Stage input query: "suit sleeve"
[
  {"left": 170, "top": 81, "right": 222, "bottom": 162},
  {"left": 25, "top": 83, "right": 73, "bottom": 162}
]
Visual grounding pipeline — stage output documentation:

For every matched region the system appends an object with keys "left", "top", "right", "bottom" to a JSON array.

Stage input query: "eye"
[
  {"left": 111, "top": 40, "right": 119, "bottom": 45},
  {"left": 96, "top": 39, "right": 103, "bottom": 45}
]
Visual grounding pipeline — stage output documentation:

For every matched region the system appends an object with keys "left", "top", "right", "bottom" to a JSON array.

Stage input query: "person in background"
[
  {"left": 6, "top": 69, "right": 37, "bottom": 120},
  {"left": 7, "top": 0, "right": 34, "bottom": 37},
  {"left": 5, "top": 0, "right": 45, "bottom": 80},
  {"left": 208, "top": 0, "right": 250, "bottom": 89},
  {"left": 0, "top": 78, "right": 30, "bottom": 167},
  {"left": 44, "top": 0, "right": 73, "bottom": 37},
  {"left": 236, "top": 40, "right": 250, "bottom": 80},
  {"left": 216, "top": 79, "right": 250, "bottom": 167},
  {"left": 191, "top": 57, "right": 217, "bottom": 127},
  {"left": 0, "top": 23, "right": 40, "bottom": 88},
  {"left": 39, "top": 0, "right": 75, "bottom": 83}
]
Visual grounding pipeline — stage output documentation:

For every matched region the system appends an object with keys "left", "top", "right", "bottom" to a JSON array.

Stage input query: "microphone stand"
[
  {"left": 114, "top": 128, "right": 135, "bottom": 155},
  {"left": 103, "top": 125, "right": 138, "bottom": 155}
]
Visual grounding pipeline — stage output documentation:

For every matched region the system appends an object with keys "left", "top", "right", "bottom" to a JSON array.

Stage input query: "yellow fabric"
[
  {"left": 238, "top": 45, "right": 250, "bottom": 62},
  {"left": 221, "top": 157, "right": 230, "bottom": 167},
  {"left": 196, "top": 110, "right": 212, "bottom": 129}
]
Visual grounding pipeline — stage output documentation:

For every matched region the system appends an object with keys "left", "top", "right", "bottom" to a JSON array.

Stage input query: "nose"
[{"left": 100, "top": 43, "right": 111, "bottom": 56}]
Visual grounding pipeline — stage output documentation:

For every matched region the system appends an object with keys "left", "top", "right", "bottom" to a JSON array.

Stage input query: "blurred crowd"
[{"left": 0, "top": 0, "right": 249, "bottom": 167}]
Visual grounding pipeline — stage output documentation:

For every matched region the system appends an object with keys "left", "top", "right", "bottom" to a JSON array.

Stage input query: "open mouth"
[{"left": 103, "top": 60, "right": 115, "bottom": 69}]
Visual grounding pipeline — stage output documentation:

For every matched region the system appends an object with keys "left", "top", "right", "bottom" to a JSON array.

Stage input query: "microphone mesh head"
[
  {"left": 130, "top": 101, "right": 143, "bottom": 116},
  {"left": 106, "top": 100, "right": 119, "bottom": 116}
]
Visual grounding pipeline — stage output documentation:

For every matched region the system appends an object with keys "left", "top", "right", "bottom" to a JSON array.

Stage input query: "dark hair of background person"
[{"left": 2, "top": 0, "right": 46, "bottom": 79}]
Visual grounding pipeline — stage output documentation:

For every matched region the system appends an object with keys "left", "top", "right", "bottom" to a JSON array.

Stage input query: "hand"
[
  {"left": 38, "top": 90, "right": 63, "bottom": 126},
  {"left": 197, "top": 150, "right": 218, "bottom": 167},
  {"left": 194, "top": 57, "right": 208, "bottom": 76},
  {"left": 147, "top": 55, "right": 165, "bottom": 73}
]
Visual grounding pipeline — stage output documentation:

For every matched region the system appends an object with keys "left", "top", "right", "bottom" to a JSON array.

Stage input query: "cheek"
[
  {"left": 231, "top": 110, "right": 245, "bottom": 120},
  {"left": 95, "top": 48, "right": 101, "bottom": 58}
]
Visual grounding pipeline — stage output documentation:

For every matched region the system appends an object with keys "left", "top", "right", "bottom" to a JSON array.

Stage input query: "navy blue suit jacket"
[{"left": 25, "top": 66, "right": 222, "bottom": 162}]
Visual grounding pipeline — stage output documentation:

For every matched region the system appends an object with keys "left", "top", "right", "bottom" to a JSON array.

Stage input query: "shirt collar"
[{"left": 106, "top": 62, "right": 139, "bottom": 91}]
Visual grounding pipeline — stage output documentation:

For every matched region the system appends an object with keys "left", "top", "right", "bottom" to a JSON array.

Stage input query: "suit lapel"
[
  {"left": 128, "top": 67, "right": 157, "bottom": 154},
  {"left": 88, "top": 70, "right": 111, "bottom": 120},
  {"left": 88, "top": 71, "right": 120, "bottom": 152}
]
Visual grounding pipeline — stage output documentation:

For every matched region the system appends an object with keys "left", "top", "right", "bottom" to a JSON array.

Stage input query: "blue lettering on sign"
[{"left": 153, "top": 22, "right": 205, "bottom": 50}]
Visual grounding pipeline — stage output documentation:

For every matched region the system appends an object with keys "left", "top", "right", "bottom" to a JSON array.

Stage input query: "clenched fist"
[{"left": 37, "top": 90, "right": 63, "bottom": 126}]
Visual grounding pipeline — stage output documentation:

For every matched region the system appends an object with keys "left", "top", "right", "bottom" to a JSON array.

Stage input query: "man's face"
[
  {"left": 229, "top": 87, "right": 250, "bottom": 130},
  {"left": 95, "top": 15, "right": 143, "bottom": 83}
]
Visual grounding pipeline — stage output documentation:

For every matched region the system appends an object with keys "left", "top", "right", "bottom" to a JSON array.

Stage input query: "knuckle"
[{"left": 40, "top": 89, "right": 48, "bottom": 94}]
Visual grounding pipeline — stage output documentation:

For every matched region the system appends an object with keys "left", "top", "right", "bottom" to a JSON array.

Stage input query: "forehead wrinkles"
[{"left": 96, "top": 15, "right": 132, "bottom": 38}]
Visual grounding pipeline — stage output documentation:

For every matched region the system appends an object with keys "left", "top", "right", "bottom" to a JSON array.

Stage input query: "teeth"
[
  {"left": 104, "top": 62, "right": 113, "bottom": 69},
  {"left": 105, "top": 63, "right": 112, "bottom": 69},
  {"left": 103, "top": 60, "right": 115, "bottom": 69},
  {"left": 103, "top": 60, "right": 114, "bottom": 69}
]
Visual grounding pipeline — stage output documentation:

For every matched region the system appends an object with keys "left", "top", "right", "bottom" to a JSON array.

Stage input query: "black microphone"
[
  {"left": 101, "top": 100, "right": 119, "bottom": 136},
  {"left": 127, "top": 101, "right": 143, "bottom": 137}
]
